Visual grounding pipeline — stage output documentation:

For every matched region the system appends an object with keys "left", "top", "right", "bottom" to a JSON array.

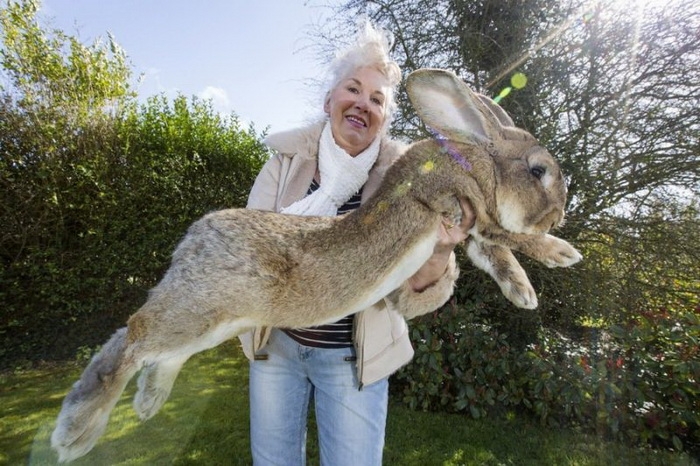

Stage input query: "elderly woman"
[{"left": 240, "top": 23, "right": 474, "bottom": 465}]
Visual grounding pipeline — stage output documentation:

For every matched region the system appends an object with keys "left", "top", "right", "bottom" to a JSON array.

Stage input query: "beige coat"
[{"left": 238, "top": 121, "right": 459, "bottom": 386}]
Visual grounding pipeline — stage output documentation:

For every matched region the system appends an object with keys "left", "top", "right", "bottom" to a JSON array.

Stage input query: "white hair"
[{"left": 324, "top": 21, "right": 402, "bottom": 128}]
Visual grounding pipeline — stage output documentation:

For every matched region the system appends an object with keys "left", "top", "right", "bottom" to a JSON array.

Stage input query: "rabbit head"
[
  {"left": 406, "top": 68, "right": 568, "bottom": 236},
  {"left": 405, "top": 68, "right": 581, "bottom": 309}
]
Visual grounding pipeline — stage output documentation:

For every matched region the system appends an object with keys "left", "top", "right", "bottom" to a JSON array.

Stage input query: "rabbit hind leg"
[{"left": 132, "top": 315, "right": 255, "bottom": 420}]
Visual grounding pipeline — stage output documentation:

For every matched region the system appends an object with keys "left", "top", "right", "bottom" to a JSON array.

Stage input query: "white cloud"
[
  {"left": 198, "top": 86, "right": 231, "bottom": 113},
  {"left": 136, "top": 67, "right": 174, "bottom": 96}
]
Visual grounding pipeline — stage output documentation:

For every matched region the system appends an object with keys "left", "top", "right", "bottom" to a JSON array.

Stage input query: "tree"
[
  {"left": 0, "top": 0, "right": 133, "bottom": 117},
  {"left": 314, "top": 0, "right": 700, "bottom": 329},
  {"left": 317, "top": 4, "right": 700, "bottom": 448}
]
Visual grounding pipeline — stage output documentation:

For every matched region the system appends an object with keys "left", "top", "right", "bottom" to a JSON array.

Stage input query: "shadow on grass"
[{"left": 2, "top": 343, "right": 697, "bottom": 465}]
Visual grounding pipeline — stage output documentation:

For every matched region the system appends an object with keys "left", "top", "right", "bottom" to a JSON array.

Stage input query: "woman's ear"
[{"left": 323, "top": 92, "right": 331, "bottom": 114}]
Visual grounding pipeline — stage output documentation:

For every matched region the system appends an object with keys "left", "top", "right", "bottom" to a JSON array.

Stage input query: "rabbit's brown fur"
[{"left": 51, "top": 69, "right": 581, "bottom": 462}]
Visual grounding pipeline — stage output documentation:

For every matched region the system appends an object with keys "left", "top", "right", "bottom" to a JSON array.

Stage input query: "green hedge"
[
  {"left": 393, "top": 299, "right": 700, "bottom": 453},
  {"left": 0, "top": 95, "right": 268, "bottom": 366}
]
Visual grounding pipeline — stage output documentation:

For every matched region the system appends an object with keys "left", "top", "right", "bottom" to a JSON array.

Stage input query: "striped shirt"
[{"left": 283, "top": 178, "right": 362, "bottom": 348}]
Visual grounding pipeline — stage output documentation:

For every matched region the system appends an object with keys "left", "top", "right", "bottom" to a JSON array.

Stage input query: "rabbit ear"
[
  {"left": 476, "top": 94, "right": 515, "bottom": 127},
  {"left": 406, "top": 68, "right": 505, "bottom": 144}
]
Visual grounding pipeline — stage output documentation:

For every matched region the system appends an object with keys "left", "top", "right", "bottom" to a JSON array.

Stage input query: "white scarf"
[{"left": 281, "top": 121, "right": 380, "bottom": 216}]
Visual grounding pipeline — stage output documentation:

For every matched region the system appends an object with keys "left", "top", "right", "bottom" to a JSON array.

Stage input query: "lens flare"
[
  {"left": 511, "top": 72, "right": 527, "bottom": 89},
  {"left": 493, "top": 73, "right": 527, "bottom": 104}
]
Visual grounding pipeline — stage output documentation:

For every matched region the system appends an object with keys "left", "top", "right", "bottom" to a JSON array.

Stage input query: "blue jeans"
[{"left": 249, "top": 329, "right": 388, "bottom": 466}]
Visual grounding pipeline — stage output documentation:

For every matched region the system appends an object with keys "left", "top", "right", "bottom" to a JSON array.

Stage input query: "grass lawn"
[{"left": 1, "top": 343, "right": 697, "bottom": 465}]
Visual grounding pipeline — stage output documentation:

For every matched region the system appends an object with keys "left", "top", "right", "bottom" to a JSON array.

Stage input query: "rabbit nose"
[{"left": 543, "top": 209, "right": 562, "bottom": 231}]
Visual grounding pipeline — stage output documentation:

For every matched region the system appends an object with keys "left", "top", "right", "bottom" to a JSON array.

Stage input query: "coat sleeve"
[
  {"left": 385, "top": 252, "right": 460, "bottom": 320},
  {"left": 246, "top": 154, "right": 283, "bottom": 211}
]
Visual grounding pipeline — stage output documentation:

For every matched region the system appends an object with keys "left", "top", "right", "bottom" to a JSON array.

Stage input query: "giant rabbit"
[{"left": 51, "top": 68, "right": 581, "bottom": 462}]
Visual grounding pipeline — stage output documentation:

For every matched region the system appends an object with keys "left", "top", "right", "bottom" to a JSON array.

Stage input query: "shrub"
[
  {"left": 611, "top": 307, "right": 700, "bottom": 450},
  {"left": 0, "top": 95, "right": 268, "bottom": 366},
  {"left": 393, "top": 299, "right": 528, "bottom": 418},
  {"left": 522, "top": 306, "right": 700, "bottom": 452},
  {"left": 395, "top": 301, "right": 700, "bottom": 453}
]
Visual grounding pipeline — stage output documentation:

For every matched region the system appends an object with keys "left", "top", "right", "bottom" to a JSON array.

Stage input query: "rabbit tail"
[{"left": 51, "top": 327, "right": 140, "bottom": 462}]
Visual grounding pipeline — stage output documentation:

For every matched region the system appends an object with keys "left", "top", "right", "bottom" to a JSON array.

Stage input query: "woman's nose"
[{"left": 354, "top": 93, "right": 370, "bottom": 111}]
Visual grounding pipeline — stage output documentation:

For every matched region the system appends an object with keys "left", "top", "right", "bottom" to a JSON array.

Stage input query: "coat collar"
[
  {"left": 264, "top": 119, "right": 405, "bottom": 168},
  {"left": 265, "top": 120, "right": 408, "bottom": 208},
  {"left": 264, "top": 120, "right": 326, "bottom": 160}
]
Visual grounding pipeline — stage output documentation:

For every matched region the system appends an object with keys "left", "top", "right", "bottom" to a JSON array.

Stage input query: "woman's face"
[{"left": 324, "top": 66, "right": 390, "bottom": 156}]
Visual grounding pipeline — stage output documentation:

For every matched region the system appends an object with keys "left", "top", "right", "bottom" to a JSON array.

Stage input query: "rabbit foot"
[
  {"left": 536, "top": 235, "right": 583, "bottom": 268},
  {"left": 133, "top": 384, "right": 170, "bottom": 421},
  {"left": 499, "top": 277, "right": 538, "bottom": 309},
  {"left": 52, "top": 404, "right": 111, "bottom": 462},
  {"left": 133, "top": 357, "right": 186, "bottom": 420}
]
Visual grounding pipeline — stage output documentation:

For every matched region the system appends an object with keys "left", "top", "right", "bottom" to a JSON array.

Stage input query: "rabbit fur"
[{"left": 51, "top": 68, "right": 581, "bottom": 462}]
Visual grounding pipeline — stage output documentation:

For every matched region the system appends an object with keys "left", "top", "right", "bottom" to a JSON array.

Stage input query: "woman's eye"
[
  {"left": 371, "top": 97, "right": 383, "bottom": 105},
  {"left": 347, "top": 86, "right": 359, "bottom": 94}
]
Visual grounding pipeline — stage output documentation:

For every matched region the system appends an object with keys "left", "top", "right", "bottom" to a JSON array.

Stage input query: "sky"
[{"left": 39, "top": 1, "right": 337, "bottom": 133}]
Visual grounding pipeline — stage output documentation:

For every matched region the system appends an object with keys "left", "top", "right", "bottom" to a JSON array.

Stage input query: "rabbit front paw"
[
  {"left": 467, "top": 241, "right": 539, "bottom": 309},
  {"left": 535, "top": 235, "right": 582, "bottom": 268},
  {"left": 497, "top": 269, "right": 538, "bottom": 309}
]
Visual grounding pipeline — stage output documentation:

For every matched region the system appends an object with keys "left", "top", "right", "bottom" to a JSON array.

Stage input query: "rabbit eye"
[{"left": 530, "top": 166, "right": 546, "bottom": 180}]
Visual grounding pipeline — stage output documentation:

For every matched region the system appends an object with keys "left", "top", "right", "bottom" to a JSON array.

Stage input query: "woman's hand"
[
  {"left": 408, "top": 198, "right": 476, "bottom": 292},
  {"left": 435, "top": 197, "right": 475, "bottom": 252}
]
